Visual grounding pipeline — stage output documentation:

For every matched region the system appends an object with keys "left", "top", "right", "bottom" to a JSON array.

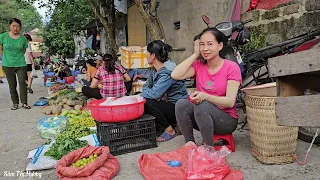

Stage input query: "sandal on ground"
[
  {"left": 27, "top": 87, "right": 33, "bottom": 94},
  {"left": 11, "top": 104, "right": 19, "bottom": 110},
  {"left": 157, "top": 132, "right": 177, "bottom": 142},
  {"left": 22, "top": 104, "right": 31, "bottom": 109}
]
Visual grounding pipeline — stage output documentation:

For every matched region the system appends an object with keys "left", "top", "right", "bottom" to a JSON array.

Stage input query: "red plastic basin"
[{"left": 87, "top": 98, "right": 146, "bottom": 122}]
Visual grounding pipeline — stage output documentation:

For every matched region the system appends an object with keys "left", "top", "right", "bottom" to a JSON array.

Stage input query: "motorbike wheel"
[{"left": 298, "top": 127, "right": 320, "bottom": 144}]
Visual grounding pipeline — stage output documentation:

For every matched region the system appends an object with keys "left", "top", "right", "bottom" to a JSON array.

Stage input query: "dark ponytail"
[
  {"left": 103, "top": 54, "right": 116, "bottom": 74},
  {"left": 147, "top": 40, "right": 172, "bottom": 63}
]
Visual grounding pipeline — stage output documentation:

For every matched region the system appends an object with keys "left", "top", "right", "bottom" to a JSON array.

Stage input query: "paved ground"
[{"left": 0, "top": 74, "right": 320, "bottom": 180}]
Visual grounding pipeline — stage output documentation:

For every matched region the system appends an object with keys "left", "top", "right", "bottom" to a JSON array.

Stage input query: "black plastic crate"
[{"left": 95, "top": 114, "right": 157, "bottom": 155}]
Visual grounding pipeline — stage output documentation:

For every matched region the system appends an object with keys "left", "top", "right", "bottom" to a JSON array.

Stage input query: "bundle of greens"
[{"left": 44, "top": 138, "right": 88, "bottom": 160}]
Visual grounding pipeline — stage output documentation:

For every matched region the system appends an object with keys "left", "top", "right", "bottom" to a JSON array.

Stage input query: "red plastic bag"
[
  {"left": 138, "top": 144, "right": 197, "bottom": 180},
  {"left": 138, "top": 144, "right": 243, "bottom": 180},
  {"left": 56, "top": 145, "right": 119, "bottom": 180},
  {"left": 186, "top": 145, "right": 231, "bottom": 180}
]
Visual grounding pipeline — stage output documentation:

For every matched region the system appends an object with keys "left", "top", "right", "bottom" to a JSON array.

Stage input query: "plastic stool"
[{"left": 213, "top": 134, "right": 235, "bottom": 152}]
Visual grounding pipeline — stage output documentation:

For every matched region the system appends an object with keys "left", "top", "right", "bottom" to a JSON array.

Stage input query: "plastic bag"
[
  {"left": 36, "top": 116, "right": 69, "bottom": 140},
  {"left": 139, "top": 144, "right": 243, "bottom": 180},
  {"left": 26, "top": 142, "right": 57, "bottom": 171},
  {"left": 99, "top": 95, "right": 144, "bottom": 106},
  {"left": 56, "top": 145, "right": 119, "bottom": 180},
  {"left": 186, "top": 145, "right": 231, "bottom": 180},
  {"left": 31, "top": 68, "right": 38, "bottom": 78},
  {"left": 74, "top": 79, "right": 84, "bottom": 93},
  {"left": 139, "top": 143, "right": 197, "bottom": 180}
]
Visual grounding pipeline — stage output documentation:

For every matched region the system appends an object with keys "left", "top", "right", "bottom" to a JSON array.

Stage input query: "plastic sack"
[
  {"left": 26, "top": 142, "right": 57, "bottom": 171},
  {"left": 31, "top": 68, "right": 38, "bottom": 78},
  {"left": 56, "top": 145, "right": 119, "bottom": 180},
  {"left": 74, "top": 79, "right": 84, "bottom": 93},
  {"left": 186, "top": 145, "right": 231, "bottom": 180},
  {"left": 36, "top": 116, "right": 69, "bottom": 140},
  {"left": 138, "top": 144, "right": 243, "bottom": 180},
  {"left": 139, "top": 143, "right": 197, "bottom": 180}
]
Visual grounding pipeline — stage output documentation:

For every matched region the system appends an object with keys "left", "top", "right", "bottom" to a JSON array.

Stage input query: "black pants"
[
  {"left": 82, "top": 79, "right": 91, "bottom": 86},
  {"left": 175, "top": 99, "right": 238, "bottom": 146},
  {"left": 58, "top": 71, "right": 67, "bottom": 80},
  {"left": 124, "top": 81, "right": 133, "bottom": 95},
  {"left": 144, "top": 98, "right": 176, "bottom": 135},
  {"left": 2, "top": 66, "right": 28, "bottom": 104},
  {"left": 82, "top": 86, "right": 103, "bottom": 99}
]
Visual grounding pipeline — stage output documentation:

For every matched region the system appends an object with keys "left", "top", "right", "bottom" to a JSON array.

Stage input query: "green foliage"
[
  {"left": 0, "top": 0, "right": 42, "bottom": 33},
  {"left": 241, "top": 33, "right": 267, "bottom": 54},
  {"left": 84, "top": 48, "right": 97, "bottom": 57},
  {"left": 37, "top": 0, "right": 94, "bottom": 57}
]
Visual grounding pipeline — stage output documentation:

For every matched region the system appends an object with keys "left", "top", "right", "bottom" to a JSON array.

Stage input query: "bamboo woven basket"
[{"left": 245, "top": 95, "right": 298, "bottom": 164}]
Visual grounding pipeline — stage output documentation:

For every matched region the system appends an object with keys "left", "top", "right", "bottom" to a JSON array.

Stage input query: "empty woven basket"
[{"left": 246, "top": 95, "right": 298, "bottom": 164}]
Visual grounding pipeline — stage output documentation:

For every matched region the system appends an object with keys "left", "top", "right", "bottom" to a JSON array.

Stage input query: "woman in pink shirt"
[{"left": 171, "top": 28, "right": 242, "bottom": 146}]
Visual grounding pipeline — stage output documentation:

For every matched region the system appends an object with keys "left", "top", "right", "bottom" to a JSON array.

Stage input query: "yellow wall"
[{"left": 128, "top": 4, "right": 147, "bottom": 46}]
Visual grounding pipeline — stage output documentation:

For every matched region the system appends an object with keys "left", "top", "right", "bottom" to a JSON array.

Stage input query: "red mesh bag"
[{"left": 56, "top": 145, "right": 119, "bottom": 180}]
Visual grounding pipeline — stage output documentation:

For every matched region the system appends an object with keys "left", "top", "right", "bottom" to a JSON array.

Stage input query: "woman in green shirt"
[{"left": 0, "top": 18, "right": 31, "bottom": 110}]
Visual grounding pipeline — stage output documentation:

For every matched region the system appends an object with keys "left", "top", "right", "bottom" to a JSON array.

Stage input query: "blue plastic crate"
[{"left": 46, "top": 82, "right": 55, "bottom": 87}]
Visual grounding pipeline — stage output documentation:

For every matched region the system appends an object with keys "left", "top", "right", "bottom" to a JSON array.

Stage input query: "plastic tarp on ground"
[{"left": 138, "top": 144, "right": 243, "bottom": 180}]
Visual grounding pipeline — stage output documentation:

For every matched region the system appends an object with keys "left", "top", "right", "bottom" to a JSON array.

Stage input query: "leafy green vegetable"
[
  {"left": 44, "top": 138, "right": 88, "bottom": 160},
  {"left": 59, "top": 89, "right": 75, "bottom": 97},
  {"left": 67, "top": 91, "right": 80, "bottom": 100}
]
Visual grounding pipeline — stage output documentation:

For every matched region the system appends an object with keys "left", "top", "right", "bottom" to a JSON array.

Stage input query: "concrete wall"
[
  {"left": 241, "top": 0, "right": 320, "bottom": 45},
  {"left": 101, "top": 15, "right": 128, "bottom": 54},
  {"left": 156, "top": 0, "right": 319, "bottom": 63},
  {"left": 157, "top": 0, "right": 234, "bottom": 64}
]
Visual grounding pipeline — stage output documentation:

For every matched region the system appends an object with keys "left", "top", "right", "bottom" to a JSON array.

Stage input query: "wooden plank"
[
  {"left": 275, "top": 95, "right": 320, "bottom": 127},
  {"left": 128, "top": 4, "right": 147, "bottom": 46},
  {"left": 277, "top": 74, "right": 320, "bottom": 97},
  {"left": 268, "top": 48, "right": 320, "bottom": 78}
]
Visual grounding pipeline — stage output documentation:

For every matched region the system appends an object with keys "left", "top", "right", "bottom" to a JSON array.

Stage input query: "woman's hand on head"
[{"left": 194, "top": 39, "right": 200, "bottom": 56}]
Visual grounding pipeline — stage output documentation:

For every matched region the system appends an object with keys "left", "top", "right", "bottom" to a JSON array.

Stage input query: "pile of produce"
[
  {"left": 63, "top": 110, "right": 96, "bottom": 127},
  {"left": 71, "top": 154, "right": 99, "bottom": 168},
  {"left": 50, "top": 89, "right": 74, "bottom": 99},
  {"left": 44, "top": 138, "right": 88, "bottom": 160},
  {"left": 43, "top": 97, "right": 83, "bottom": 115},
  {"left": 49, "top": 83, "right": 69, "bottom": 94},
  {"left": 54, "top": 124, "right": 95, "bottom": 142}
]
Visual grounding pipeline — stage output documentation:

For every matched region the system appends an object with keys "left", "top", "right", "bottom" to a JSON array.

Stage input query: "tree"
[
  {"left": 40, "top": 0, "right": 94, "bottom": 58},
  {"left": 30, "top": 0, "right": 118, "bottom": 57},
  {"left": 87, "top": 0, "right": 117, "bottom": 57},
  {"left": 135, "top": 0, "right": 165, "bottom": 41},
  {"left": 0, "top": 0, "right": 42, "bottom": 33}
]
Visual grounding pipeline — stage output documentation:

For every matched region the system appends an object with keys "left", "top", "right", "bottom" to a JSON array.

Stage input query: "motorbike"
[{"left": 201, "top": 15, "right": 320, "bottom": 144}]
